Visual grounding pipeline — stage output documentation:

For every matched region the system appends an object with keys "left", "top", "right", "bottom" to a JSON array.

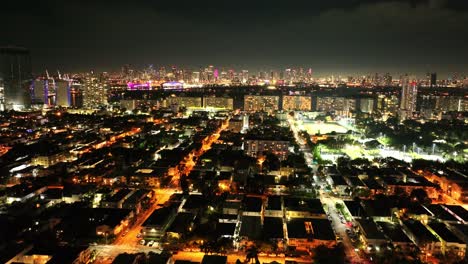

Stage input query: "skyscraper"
[
  {"left": 399, "top": 75, "right": 418, "bottom": 121},
  {"left": 430, "top": 73, "right": 437, "bottom": 87},
  {"left": 0, "top": 47, "right": 33, "bottom": 110},
  {"left": 56, "top": 79, "right": 71, "bottom": 107},
  {"left": 82, "top": 73, "right": 107, "bottom": 109}
]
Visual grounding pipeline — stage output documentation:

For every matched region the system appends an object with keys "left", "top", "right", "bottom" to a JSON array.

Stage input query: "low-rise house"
[
  {"left": 101, "top": 189, "right": 134, "bottom": 209},
  {"left": 377, "top": 221, "right": 415, "bottom": 252},
  {"left": 286, "top": 218, "right": 336, "bottom": 251},
  {"left": 6, "top": 184, "right": 47, "bottom": 204},
  {"left": 285, "top": 197, "right": 326, "bottom": 219},
  {"left": 265, "top": 195, "right": 283, "bottom": 217},
  {"left": 166, "top": 212, "right": 196, "bottom": 239},
  {"left": 423, "top": 204, "right": 460, "bottom": 223},
  {"left": 356, "top": 219, "right": 387, "bottom": 252},
  {"left": 142, "top": 206, "right": 177, "bottom": 239},
  {"left": 427, "top": 222, "right": 466, "bottom": 258},
  {"left": 343, "top": 200, "right": 366, "bottom": 219},
  {"left": 401, "top": 220, "right": 441, "bottom": 256},
  {"left": 122, "top": 189, "right": 149, "bottom": 214}
]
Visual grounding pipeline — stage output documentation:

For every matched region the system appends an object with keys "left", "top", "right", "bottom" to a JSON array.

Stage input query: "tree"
[
  {"left": 180, "top": 175, "right": 189, "bottom": 194},
  {"left": 245, "top": 245, "right": 259, "bottom": 263},
  {"left": 312, "top": 244, "right": 345, "bottom": 264},
  {"left": 262, "top": 152, "right": 280, "bottom": 171},
  {"left": 410, "top": 189, "right": 431, "bottom": 204}
]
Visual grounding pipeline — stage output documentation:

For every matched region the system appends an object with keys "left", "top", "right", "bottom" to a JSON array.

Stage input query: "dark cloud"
[{"left": 1, "top": 0, "right": 467, "bottom": 76}]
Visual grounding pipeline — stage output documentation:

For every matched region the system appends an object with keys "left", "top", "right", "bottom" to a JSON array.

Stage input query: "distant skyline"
[{"left": 2, "top": 0, "right": 468, "bottom": 77}]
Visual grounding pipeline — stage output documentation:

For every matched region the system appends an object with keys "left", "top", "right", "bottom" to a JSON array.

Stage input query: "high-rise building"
[
  {"left": 282, "top": 95, "right": 312, "bottom": 111},
  {"left": 166, "top": 96, "right": 202, "bottom": 108},
  {"left": 56, "top": 80, "right": 71, "bottom": 107},
  {"left": 70, "top": 83, "right": 82, "bottom": 108},
  {"left": 316, "top": 96, "right": 355, "bottom": 117},
  {"left": 399, "top": 75, "right": 418, "bottom": 120},
  {"left": 244, "top": 95, "right": 280, "bottom": 112},
  {"left": 359, "top": 98, "right": 374, "bottom": 114},
  {"left": 430, "top": 73, "right": 437, "bottom": 87},
  {"left": 32, "top": 79, "right": 48, "bottom": 105},
  {"left": 203, "top": 97, "right": 233, "bottom": 110},
  {"left": 0, "top": 47, "right": 32, "bottom": 110},
  {"left": 82, "top": 73, "right": 107, "bottom": 108}
]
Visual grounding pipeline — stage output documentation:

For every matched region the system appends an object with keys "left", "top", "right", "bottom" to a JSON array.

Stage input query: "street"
[{"left": 287, "top": 114, "right": 366, "bottom": 264}]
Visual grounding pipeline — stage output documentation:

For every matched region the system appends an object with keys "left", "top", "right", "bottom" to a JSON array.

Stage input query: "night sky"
[{"left": 2, "top": 0, "right": 468, "bottom": 76}]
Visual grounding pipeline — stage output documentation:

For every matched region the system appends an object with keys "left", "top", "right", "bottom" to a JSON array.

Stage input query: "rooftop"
[{"left": 287, "top": 218, "right": 335, "bottom": 241}]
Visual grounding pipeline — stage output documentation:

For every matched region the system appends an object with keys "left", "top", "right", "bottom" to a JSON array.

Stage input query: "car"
[
  {"left": 147, "top": 240, "right": 154, "bottom": 247},
  {"left": 152, "top": 242, "right": 159, "bottom": 248},
  {"left": 139, "top": 239, "right": 145, "bottom": 245}
]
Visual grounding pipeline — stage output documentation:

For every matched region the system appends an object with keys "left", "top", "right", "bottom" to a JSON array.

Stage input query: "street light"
[{"left": 257, "top": 156, "right": 266, "bottom": 173}]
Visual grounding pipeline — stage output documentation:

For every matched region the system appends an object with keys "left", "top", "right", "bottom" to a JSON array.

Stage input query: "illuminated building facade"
[
  {"left": 359, "top": 98, "right": 374, "bottom": 114},
  {"left": 244, "top": 95, "right": 279, "bottom": 112},
  {"left": 282, "top": 95, "right": 312, "bottom": 111},
  {"left": 82, "top": 74, "right": 107, "bottom": 108},
  {"left": 56, "top": 80, "right": 71, "bottom": 107},
  {"left": 316, "top": 96, "right": 355, "bottom": 116},
  {"left": 244, "top": 139, "right": 289, "bottom": 160},
  {"left": 166, "top": 96, "right": 202, "bottom": 108},
  {"left": 399, "top": 75, "right": 418, "bottom": 120},
  {"left": 203, "top": 97, "right": 233, "bottom": 110}
]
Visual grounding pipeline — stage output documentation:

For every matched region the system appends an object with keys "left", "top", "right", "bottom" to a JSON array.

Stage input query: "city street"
[
  {"left": 287, "top": 114, "right": 366, "bottom": 264},
  {"left": 113, "top": 188, "right": 175, "bottom": 246}
]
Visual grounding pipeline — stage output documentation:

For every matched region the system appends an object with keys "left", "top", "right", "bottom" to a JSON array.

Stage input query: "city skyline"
[{"left": 1, "top": 0, "right": 468, "bottom": 75}]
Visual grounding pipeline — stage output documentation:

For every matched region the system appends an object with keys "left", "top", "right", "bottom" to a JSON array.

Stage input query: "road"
[
  {"left": 93, "top": 121, "right": 229, "bottom": 263},
  {"left": 287, "top": 114, "right": 366, "bottom": 264},
  {"left": 93, "top": 188, "right": 175, "bottom": 263},
  {"left": 320, "top": 194, "right": 369, "bottom": 264},
  {"left": 113, "top": 188, "right": 175, "bottom": 246}
]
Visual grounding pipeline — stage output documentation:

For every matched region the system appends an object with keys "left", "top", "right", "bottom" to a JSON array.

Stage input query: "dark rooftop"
[
  {"left": 343, "top": 201, "right": 366, "bottom": 218},
  {"left": 356, "top": 219, "right": 386, "bottom": 240},
  {"left": 167, "top": 212, "right": 196, "bottom": 234},
  {"left": 284, "top": 197, "right": 325, "bottom": 215},
  {"left": 263, "top": 217, "right": 284, "bottom": 239},
  {"left": 104, "top": 189, "right": 132, "bottom": 203},
  {"left": 240, "top": 216, "right": 262, "bottom": 239},
  {"left": 444, "top": 205, "right": 468, "bottom": 222},
  {"left": 266, "top": 195, "right": 282, "bottom": 211},
  {"left": 424, "top": 204, "right": 458, "bottom": 222},
  {"left": 428, "top": 222, "right": 463, "bottom": 243},
  {"left": 243, "top": 196, "right": 263, "bottom": 212},
  {"left": 287, "top": 218, "right": 335, "bottom": 240},
  {"left": 183, "top": 195, "right": 208, "bottom": 210},
  {"left": 377, "top": 222, "right": 411, "bottom": 243},
  {"left": 143, "top": 206, "right": 175, "bottom": 227},
  {"left": 402, "top": 220, "right": 438, "bottom": 242}
]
